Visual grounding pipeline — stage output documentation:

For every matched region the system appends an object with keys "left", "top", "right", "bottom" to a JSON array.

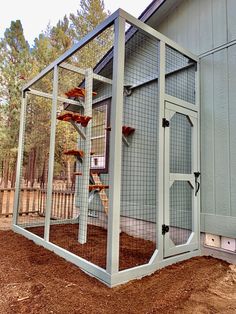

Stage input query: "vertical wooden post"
[
  {"left": 157, "top": 41, "right": 166, "bottom": 261},
  {"left": 44, "top": 66, "right": 58, "bottom": 241},
  {"left": 78, "top": 68, "right": 93, "bottom": 244},
  {"left": 106, "top": 16, "right": 126, "bottom": 275},
  {"left": 13, "top": 93, "right": 27, "bottom": 225}
]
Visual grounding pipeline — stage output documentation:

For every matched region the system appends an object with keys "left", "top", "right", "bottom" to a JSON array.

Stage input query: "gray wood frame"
[{"left": 13, "top": 8, "right": 199, "bottom": 287}]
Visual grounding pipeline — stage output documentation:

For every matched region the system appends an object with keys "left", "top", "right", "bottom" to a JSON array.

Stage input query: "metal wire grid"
[
  {"left": 47, "top": 73, "right": 111, "bottom": 269},
  {"left": 170, "top": 113, "right": 192, "bottom": 174},
  {"left": 169, "top": 112, "right": 192, "bottom": 245},
  {"left": 16, "top": 96, "right": 52, "bottom": 235},
  {"left": 67, "top": 24, "right": 114, "bottom": 76},
  {"left": 15, "top": 28, "right": 114, "bottom": 269},
  {"left": 119, "top": 29, "right": 159, "bottom": 270},
  {"left": 165, "top": 45, "right": 196, "bottom": 104},
  {"left": 169, "top": 181, "right": 192, "bottom": 245},
  {"left": 32, "top": 70, "right": 54, "bottom": 94},
  {"left": 15, "top": 21, "right": 198, "bottom": 275}
]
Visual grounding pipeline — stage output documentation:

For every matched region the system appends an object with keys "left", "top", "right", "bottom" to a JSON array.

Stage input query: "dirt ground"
[
  {"left": 28, "top": 224, "right": 156, "bottom": 270},
  {"left": 0, "top": 229, "right": 236, "bottom": 313}
]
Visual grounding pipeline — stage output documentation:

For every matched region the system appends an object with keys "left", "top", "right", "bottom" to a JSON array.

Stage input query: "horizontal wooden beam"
[
  {"left": 22, "top": 10, "right": 119, "bottom": 91},
  {"left": 27, "top": 89, "right": 84, "bottom": 108},
  {"left": 59, "top": 62, "right": 86, "bottom": 75}
]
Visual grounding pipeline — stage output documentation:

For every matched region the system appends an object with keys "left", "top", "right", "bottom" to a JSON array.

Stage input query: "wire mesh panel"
[
  {"left": 11, "top": 9, "right": 201, "bottom": 285},
  {"left": 170, "top": 113, "right": 192, "bottom": 174},
  {"left": 45, "top": 29, "right": 114, "bottom": 270},
  {"left": 119, "top": 27, "right": 159, "bottom": 271},
  {"left": 169, "top": 181, "right": 192, "bottom": 245},
  {"left": 16, "top": 93, "right": 52, "bottom": 237},
  {"left": 169, "top": 111, "right": 193, "bottom": 246},
  {"left": 165, "top": 45, "right": 196, "bottom": 104}
]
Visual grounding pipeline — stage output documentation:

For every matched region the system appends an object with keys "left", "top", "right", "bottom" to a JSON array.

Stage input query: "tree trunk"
[
  {"left": 3, "top": 159, "right": 9, "bottom": 188},
  {"left": 67, "top": 160, "right": 71, "bottom": 189}
]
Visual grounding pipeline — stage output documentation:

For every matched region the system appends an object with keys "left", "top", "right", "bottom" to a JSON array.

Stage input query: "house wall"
[{"left": 156, "top": 0, "right": 236, "bottom": 238}]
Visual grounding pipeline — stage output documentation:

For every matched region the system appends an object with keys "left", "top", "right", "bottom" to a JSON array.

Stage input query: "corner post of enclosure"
[
  {"left": 13, "top": 91, "right": 27, "bottom": 225},
  {"left": 44, "top": 65, "right": 58, "bottom": 241},
  {"left": 157, "top": 40, "right": 166, "bottom": 261},
  {"left": 106, "top": 15, "right": 126, "bottom": 275},
  {"left": 78, "top": 68, "right": 93, "bottom": 244},
  {"left": 195, "top": 61, "right": 201, "bottom": 247}
]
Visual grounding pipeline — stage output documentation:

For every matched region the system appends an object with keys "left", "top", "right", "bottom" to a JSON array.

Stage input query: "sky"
[{"left": 0, "top": 0, "right": 152, "bottom": 46}]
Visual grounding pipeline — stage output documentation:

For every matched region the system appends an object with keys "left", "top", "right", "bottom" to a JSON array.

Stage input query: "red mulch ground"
[
  {"left": 28, "top": 224, "right": 156, "bottom": 270},
  {"left": 0, "top": 230, "right": 236, "bottom": 314}
]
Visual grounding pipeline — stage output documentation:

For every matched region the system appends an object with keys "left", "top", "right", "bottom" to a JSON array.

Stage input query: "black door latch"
[
  {"left": 194, "top": 172, "right": 201, "bottom": 196},
  {"left": 162, "top": 224, "right": 169, "bottom": 235},
  {"left": 162, "top": 118, "right": 170, "bottom": 128}
]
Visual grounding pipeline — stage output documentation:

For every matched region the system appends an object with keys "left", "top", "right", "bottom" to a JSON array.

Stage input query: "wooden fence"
[
  {"left": 0, "top": 188, "right": 75, "bottom": 220},
  {"left": 38, "top": 189, "right": 76, "bottom": 219}
]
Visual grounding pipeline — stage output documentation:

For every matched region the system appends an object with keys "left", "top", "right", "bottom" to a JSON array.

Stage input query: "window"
[{"left": 90, "top": 99, "right": 110, "bottom": 173}]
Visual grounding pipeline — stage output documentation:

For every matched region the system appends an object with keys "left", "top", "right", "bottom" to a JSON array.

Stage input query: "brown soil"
[
  {"left": 28, "top": 224, "right": 156, "bottom": 270},
  {"left": 0, "top": 230, "right": 236, "bottom": 313}
]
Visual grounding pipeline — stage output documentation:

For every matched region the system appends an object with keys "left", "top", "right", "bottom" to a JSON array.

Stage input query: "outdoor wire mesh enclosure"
[{"left": 13, "top": 9, "right": 200, "bottom": 287}]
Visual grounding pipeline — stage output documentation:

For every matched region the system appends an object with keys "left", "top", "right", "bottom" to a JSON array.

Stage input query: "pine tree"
[
  {"left": 0, "top": 20, "right": 33, "bottom": 187},
  {"left": 69, "top": 0, "right": 112, "bottom": 69},
  {"left": 0, "top": 0, "right": 112, "bottom": 188}
]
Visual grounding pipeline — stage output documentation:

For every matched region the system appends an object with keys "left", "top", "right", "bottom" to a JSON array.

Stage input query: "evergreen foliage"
[{"left": 0, "top": 0, "right": 111, "bottom": 187}]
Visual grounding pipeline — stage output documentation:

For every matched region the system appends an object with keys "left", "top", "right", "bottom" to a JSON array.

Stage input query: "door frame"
[{"left": 163, "top": 101, "right": 199, "bottom": 258}]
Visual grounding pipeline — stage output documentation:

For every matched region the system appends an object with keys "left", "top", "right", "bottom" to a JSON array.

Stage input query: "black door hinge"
[
  {"left": 162, "top": 224, "right": 169, "bottom": 235},
  {"left": 162, "top": 118, "right": 170, "bottom": 128}
]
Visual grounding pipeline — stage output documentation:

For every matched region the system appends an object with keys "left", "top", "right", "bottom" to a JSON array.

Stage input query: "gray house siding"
[
  {"left": 156, "top": 0, "right": 236, "bottom": 238},
  {"left": 157, "top": 0, "right": 236, "bottom": 56}
]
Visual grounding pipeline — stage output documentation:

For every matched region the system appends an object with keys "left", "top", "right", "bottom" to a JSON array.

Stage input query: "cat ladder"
[{"left": 90, "top": 173, "right": 109, "bottom": 215}]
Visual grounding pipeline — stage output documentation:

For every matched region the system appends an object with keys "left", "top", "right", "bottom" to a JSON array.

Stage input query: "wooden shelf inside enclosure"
[
  {"left": 73, "top": 172, "right": 83, "bottom": 176},
  {"left": 65, "top": 87, "right": 97, "bottom": 99},
  {"left": 64, "top": 150, "right": 85, "bottom": 158},
  {"left": 122, "top": 126, "right": 135, "bottom": 137},
  {"left": 106, "top": 125, "right": 135, "bottom": 136},
  {"left": 57, "top": 112, "right": 92, "bottom": 127},
  {"left": 89, "top": 185, "right": 109, "bottom": 192},
  {"left": 64, "top": 150, "right": 95, "bottom": 162}
]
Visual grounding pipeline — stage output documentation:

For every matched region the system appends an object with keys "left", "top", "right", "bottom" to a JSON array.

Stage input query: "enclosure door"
[{"left": 163, "top": 101, "right": 199, "bottom": 258}]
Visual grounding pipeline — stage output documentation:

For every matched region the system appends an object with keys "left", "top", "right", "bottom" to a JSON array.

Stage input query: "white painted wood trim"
[
  {"left": 165, "top": 101, "right": 198, "bottom": 118},
  {"left": 106, "top": 16, "right": 126, "bottom": 275},
  {"left": 110, "top": 249, "right": 200, "bottom": 287},
  {"left": 169, "top": 173, "right": 194, "bottom": 185},
  {"left": 78, "top": 68, "right": 93, "bottom": 244},
  {"left": 13, "top": 225, "right": 111, "bottom": 286},
  {"left": 93, "top": 73, "right": 113, "bottom": 85},
  {"left": 164, "top": 108, "right": 171, "bottom": 257},
  {"left": 23, "top": 9, "right": 119, "bottom": 91},
  {"left": 28, "top": 89, "right": 84, "bottom": 108},
  {"left": 165, "top": 94, "right": 199, "bottom": 113},
  {"left": 119, "top": 9, "right": 199, "bottom": 62},
  {"left": 59, "top": 62, "right": 86, "bottom": 75},
  {"left": 156, "top": 40, "right": 166, "bottom": 262},
  {"left": 44, "top": 66, "right": 58, "bottom": 241},
  {"left": 164, "top": 103, "right": 199, "bottom": 257},
  {"left": 23, "top": 8, "right": 198, "bottom": 92},
  {"left": 12, "top": 224, "right": 200, "bottom": 287},
  {"left": 13, "top": 94, "right": 27, "bottom": 225}
]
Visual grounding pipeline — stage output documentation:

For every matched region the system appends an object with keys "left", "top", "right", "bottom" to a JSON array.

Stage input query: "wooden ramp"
[{"left": 91, "top": 173, "right": 109, "bottom": 215}]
